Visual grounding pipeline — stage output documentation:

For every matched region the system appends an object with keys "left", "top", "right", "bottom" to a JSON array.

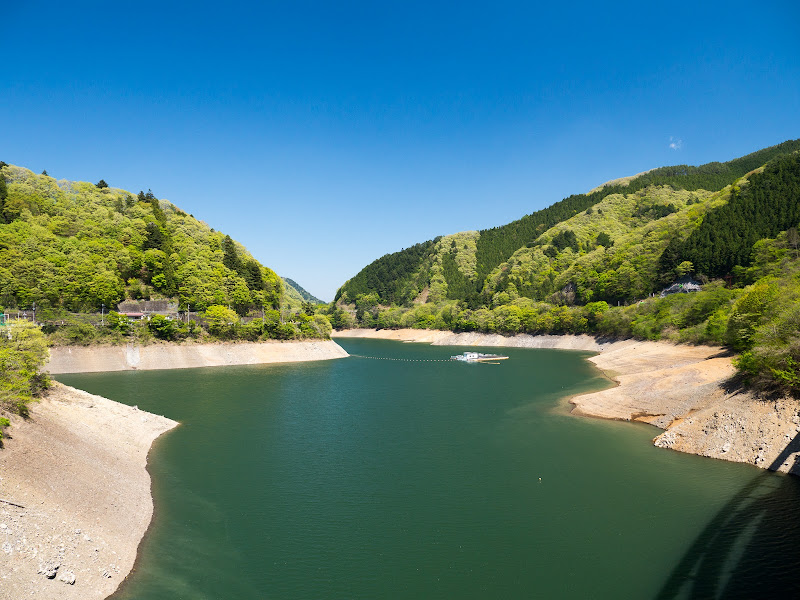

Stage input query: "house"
[{"left": 120, "top": 312, "right": 146, "bottom": 321}]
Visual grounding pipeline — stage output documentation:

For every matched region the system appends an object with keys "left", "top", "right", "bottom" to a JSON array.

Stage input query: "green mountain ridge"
[
  {"left": 336, "top": 139, "right": 800, "bottom": 307},
  {"left": 328, "top": 140, "right": 800, "bottom": 395}
]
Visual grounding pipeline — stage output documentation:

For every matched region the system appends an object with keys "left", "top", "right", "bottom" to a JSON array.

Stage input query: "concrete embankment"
[
  {"left": 333, "top": 328, "right": 800, "bottom": 474},
  {"left": 46, "top": 340, "right": 349, "bottom": 374}
]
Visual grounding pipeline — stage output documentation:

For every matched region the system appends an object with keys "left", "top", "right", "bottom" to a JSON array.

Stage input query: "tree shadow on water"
[{"left": 655, "top": 434, "right": 800, "bottom": 599}]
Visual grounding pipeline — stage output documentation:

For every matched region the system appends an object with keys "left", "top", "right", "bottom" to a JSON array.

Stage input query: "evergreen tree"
[
  {"left": 222, "top": 235, "right": 241, "bottom": 272},
  {"left": 0, "top": 174, "right": 7, "bottom": 225}
]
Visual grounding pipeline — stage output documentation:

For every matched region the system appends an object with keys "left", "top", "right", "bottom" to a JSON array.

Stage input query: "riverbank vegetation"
[
  {"left": 0, "top": 320, "right": 50, "bottom": 442},
  {"left": 332, "top": 141, "right": 800, "bottom": 395}
]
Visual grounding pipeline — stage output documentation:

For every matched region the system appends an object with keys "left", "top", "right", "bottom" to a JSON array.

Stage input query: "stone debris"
[
  {"left": 38, "top": 560, "right": 60, "bottom": 578},
  {"left": 58, "top": 570, "right": 76, "bottom": 585}
]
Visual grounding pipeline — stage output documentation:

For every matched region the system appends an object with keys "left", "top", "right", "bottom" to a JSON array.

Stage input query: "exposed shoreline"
[
  {"left": 333, "top": 328, "right": 800, "bottom": 475},
  {"left": 0, "top": 383, "right": 178, "bottom": 600},
  {"left": 46, "top": 339, "right": 350, "bottom": 374},
  {"left": 2, "top": 339, "right": 350, "bottom": 600},
  {"left": 5, "top": 329, "right": 798, "bottom": 598}
]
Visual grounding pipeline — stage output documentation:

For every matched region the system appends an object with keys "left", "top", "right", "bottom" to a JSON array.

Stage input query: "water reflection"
[{"left": 656, "top": 433, "right": 800, "bottom": 599}]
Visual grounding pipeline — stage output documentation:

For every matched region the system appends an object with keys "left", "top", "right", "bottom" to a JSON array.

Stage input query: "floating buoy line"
[{"left": 349, "top": 354, "right": 452, "bottom": 362}]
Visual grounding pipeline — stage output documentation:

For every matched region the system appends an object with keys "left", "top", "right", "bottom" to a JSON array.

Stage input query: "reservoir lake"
[{"left": 58, "top": 338, "right": 800, "bottom": 599}]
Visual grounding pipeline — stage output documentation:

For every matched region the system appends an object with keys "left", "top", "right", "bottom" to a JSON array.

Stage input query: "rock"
[
  {"left": 58, "top": 570, "right": 76, "bottom": 585},
  {"left": 2, "top": 541, "right": 12, "bottom": 554},
  {"left": 721, "top": 442, "right": 731, "bottom": 453},
  {"left": 38, "top": 560, "right": 60, "bottom": 578}
]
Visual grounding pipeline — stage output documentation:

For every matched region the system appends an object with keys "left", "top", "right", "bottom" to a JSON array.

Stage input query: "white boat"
[{"left": 450, "top": 351, "right": 509, "bottom": 363}]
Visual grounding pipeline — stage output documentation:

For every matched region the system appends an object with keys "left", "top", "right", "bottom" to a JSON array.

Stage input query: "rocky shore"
[
  {"left": 0, "top": 383, "right": 178, "bottom": 600},
  {"left": 333, "top": 329, "right": 800, "bottom": 475}
]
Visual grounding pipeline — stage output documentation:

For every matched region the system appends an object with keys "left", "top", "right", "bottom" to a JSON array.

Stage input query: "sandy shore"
[
  {"left": 46, "top": 339, "right": 349, "bottom": 374},
  {"left": 0, "top": 382, "right": 178, "bottom": 600},
  {"left": 333, "top": 329, "right": 800, "bottom": 474}
]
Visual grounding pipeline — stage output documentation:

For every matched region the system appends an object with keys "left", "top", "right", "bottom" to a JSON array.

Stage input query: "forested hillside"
[
  {"left": 329, "top": 140, "right": 800, "bottom": 395},
  {"left": 0, "top": 164, "right": 282, "bottom": 314},
  {"left": 336, "top": 140, "right": 800, "bottom": 307},
  {"left": 660, "top": 152, "right": 800, "bottom": 279},
  {"left": 0, "top": 164, "right": 334, "bottom": 351}
]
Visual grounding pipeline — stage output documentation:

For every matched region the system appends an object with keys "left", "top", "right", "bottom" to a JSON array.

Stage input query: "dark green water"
[{"left": 57, "top": 339, "right": 800, "bottom": 599}]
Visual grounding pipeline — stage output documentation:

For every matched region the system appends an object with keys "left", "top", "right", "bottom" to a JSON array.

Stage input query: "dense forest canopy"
[
  {"left": 660, "top": 152, "right": 800, "bottom": 279},
  {"left": 334, "top": 239, "right": 439, "bottom": 305},
  {"left": 336, "top": 140, "right": 800, "bottom": 306},
  {"left": 0, "top": 165, "right": 282, "bottom": 314}
]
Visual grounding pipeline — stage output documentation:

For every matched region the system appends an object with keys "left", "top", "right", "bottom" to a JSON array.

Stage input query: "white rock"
[{"left": 58, "top": 570, "right": 76, "bottom": 585}]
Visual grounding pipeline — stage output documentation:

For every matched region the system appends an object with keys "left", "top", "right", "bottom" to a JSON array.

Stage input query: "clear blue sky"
[{"left": 3, "top": 1, "right": 799, "bottom": 301}]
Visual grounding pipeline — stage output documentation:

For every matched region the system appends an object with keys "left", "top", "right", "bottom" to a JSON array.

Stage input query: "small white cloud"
[{"left": 669, "top": 136, "right": 683, "bottom": 150}]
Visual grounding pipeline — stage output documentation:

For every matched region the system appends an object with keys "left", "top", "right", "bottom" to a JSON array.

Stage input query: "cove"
[{"left": 57, "top": 338, "right": 800, "bottom": 599}]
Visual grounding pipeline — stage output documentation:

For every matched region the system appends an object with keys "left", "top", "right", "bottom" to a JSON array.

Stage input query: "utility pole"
[
  {"left": 101, "top": 304, "right": 105, "bottom": 327},
  {"left": 32, "top": 301, "right": 36, "bottom": 324}
]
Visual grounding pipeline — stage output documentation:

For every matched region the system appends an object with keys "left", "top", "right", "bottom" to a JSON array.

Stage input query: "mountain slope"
[
  {"left": 0, "top": 165, "right": 282, "bottom": 315},
  {"left": 336, "top": 139, "right": 800, "bottom": 307},
  {"left": 283, "top": 277, "right": 324, "bottom": 306}
]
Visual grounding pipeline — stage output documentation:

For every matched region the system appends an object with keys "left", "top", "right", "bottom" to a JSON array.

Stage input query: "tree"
[
  {"left": 596, "top": 232, "right": 613, "bottom": 248},
  {"left": 0, "top": 173, "right": 7, "bottom": 224},
  {"left": 147, "top": 314, "right": 178, "bottom": 340},
  {"left": 0, "top": 320, "right": 50, "bottom": 416},
  {"left": 787, "top": 227, "right": 800, "bottom": 255},
  {"left": 222, "top": 235, "right": 241, "bottom": 272},
  {"left": 106, "top": 311, "right": 131, "bottom": 334},
  {"left": 676, "top": 261, "right": 694, "bottom": 277},
  {"left": 41, "top": 169, "right": 49, "bottom": 176},
  {"left": 204, "top": 305, "right": 239, "bottom": 338},
  {"left": 96, "top": 179, "right": 109, "bottom": 189},
  {"left": 143, "top": 222, "right": 165, "bottom": 250}
]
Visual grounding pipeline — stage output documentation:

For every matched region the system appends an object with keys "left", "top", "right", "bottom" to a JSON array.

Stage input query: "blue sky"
[{"left": 3, "top": 1, "right": 799, "bottom": 300}]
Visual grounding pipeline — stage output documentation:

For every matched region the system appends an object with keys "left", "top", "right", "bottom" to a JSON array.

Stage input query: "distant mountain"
[
  {"left": 282, "top": 277, "right": 324, "bottom": 306},
  {"left": 335, "top": 139, "right": 800, "bottom": 307},
  {"left": 0, "top": 165, "right": 283, "bottom": 316}
]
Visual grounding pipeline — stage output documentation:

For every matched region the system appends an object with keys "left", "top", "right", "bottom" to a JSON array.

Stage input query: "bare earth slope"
[
  {"left": 333, "top": 329, "right": 800, "bottom": 474},
  {"left": 0, "top": 383, "right": 178, "bottom": 600}
]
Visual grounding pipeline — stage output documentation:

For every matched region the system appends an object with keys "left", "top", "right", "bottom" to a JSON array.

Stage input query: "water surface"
[{"left": 58, "top": 339, "right": 800, "bottom": 599}]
